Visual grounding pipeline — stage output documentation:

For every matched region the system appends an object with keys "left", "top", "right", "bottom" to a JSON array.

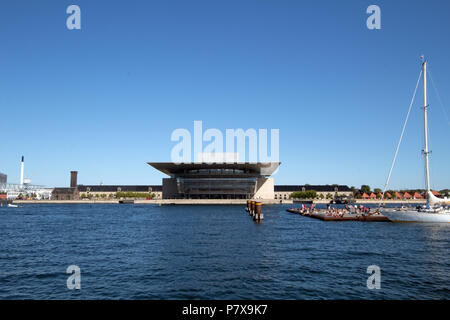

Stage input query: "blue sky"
[{"left": 1, "top": 0, "right": 449, "bottom": 190}]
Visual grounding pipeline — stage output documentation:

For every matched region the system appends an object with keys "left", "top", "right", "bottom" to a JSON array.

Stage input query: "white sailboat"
[{"left": 381, "top": 59, "right": 450, "bottom": 223}]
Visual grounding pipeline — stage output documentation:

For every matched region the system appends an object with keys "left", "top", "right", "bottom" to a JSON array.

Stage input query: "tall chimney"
[
  {"left": 20, "top": 156, "right": 24, "bottom": 188},
  {"left": 70, "top": 171, "right": 78, "bottom": 188}
]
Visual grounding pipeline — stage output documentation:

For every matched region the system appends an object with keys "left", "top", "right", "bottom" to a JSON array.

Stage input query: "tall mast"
[
  {"left": 423, "top": 60, "right": 431, "bottom": 193},
  {"left": 20, "top": 156, "right": 24, "bottom": 189}
]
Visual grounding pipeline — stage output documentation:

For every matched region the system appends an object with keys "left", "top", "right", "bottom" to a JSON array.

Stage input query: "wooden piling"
[{"left": 253, "top": 202, "right": 264, "bottom": 221}]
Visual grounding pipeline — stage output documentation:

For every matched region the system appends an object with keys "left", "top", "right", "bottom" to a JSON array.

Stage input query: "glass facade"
[{"left": 177, "top": 178, "right": 257, "bottom": 199}]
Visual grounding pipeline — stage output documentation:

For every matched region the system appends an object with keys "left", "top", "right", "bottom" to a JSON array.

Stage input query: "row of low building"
[
  {"left": 360, "top": 191, "right": 441, "bottom": 200},
  {"left": 49, "top": 165, "right": 444, "bottom": 201},
  {"left": 52, "top": 185, "right": 164, "bottom": 200},
  {"left": 51, "top": 171, "right": 355, "bottom": 200},
  {"left": 54, "top": 184, "right": 353, "bottom": 200},
  {"left": 274, "top": 185, "right": 353, "bottom": 200},
  {"left": 51, "top": 172, "right": 164, "bottom": 200}
]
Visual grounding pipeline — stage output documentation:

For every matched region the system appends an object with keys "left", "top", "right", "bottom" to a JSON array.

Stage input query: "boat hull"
[{"left": 381, "top": 209, "right": 450, "bottom": 223}]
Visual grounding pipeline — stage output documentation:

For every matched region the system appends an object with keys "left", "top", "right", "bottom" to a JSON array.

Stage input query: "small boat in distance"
[
  {"left": 381, "top": 59, "right": 450, "bottom": 222},
  {"left": 0, "top": 192, "right": 11, "bottom": 207}
]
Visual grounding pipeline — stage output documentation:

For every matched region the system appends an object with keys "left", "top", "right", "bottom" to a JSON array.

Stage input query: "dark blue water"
[{"left": 0, "top": 204, "right": 449, "bottom": 299}]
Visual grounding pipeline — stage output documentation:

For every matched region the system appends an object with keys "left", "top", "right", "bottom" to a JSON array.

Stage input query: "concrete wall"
[
  {"left": 162, "top": 178, "right": 179, "bottom": 199},
  {"left": 254, "top": 178, "right": 274, "bottom": 199}
]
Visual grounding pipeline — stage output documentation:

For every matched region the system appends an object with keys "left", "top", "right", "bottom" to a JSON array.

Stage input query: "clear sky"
[{"left": 1, "top": 0, "right": 449, "bottom": 190}]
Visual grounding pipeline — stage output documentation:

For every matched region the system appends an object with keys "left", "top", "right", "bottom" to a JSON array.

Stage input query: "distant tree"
[
  {"left": 290, "top": 190, "right": 317, "bottom": 199},
  {"left": 374, "top": 188, "right": 382, "bottom": 194},
  {"left": 116, "top": 192, "right": 156, "bottom": 199},
  {"left": 361, "top": 185, "right": 371, "bottom": 194}
]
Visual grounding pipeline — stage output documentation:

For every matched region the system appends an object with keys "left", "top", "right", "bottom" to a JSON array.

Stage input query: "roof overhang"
[{"left": 147, "top": 162, "right": 280, "bottom": 177}]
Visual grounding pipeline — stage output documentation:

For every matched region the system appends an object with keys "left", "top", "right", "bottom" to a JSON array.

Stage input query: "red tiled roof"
[
  {"left": 403, "top": 192, "right": 412, "bottom": 198},
  {"left": 361, "top": 192, "right": 369, "bottom": 199},
  {"left": 413, "top": 192, "right": 423, "bottom": 199}
]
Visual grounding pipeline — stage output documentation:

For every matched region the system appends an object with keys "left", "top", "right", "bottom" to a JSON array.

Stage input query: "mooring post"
[
  {"left": 254, "top": 202, "right": 264, "bottom": 221},
  {"left": 250, "top": 201, "right": 255, "bottom": 216},
  {"left": 246, "top": 200, "right": 251, "bottom": 212}
]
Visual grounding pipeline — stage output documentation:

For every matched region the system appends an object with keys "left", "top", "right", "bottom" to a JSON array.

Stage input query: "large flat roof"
[{"left": 148, "top": 162, "right": 280, "bottom": 177}]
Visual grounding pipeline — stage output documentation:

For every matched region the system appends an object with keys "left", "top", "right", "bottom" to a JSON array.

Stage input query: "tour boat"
[{"left": 381, "top": 59, "right": 450, "bottom": 223}]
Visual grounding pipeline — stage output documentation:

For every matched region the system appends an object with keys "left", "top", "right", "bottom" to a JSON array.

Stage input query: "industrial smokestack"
[
  {"left": 20, "top": 156, "right": 24, "bottom": 188},
  {"left": 70, "top": 171, "right": 78, "bottom": 188}
]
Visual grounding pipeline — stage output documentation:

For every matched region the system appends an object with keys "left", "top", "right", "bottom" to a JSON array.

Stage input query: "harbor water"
[{"left": 0, "top": 204, "right": 449, "bottom": 299}]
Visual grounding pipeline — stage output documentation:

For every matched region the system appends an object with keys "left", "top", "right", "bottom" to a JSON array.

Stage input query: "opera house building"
[{"left": 148, "top": 162, "right": 280, "bottom": 199}]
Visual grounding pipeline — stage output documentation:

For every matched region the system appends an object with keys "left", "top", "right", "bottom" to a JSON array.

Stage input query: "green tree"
[
  {"left": 361, "top": 185, "right": 371, "bottom": 194},
  {"left": 116, "top": 192, "right": 156, "bottom": 199},
  {"left": 290, "top": 190, "right": 317, "bottom": 199}
]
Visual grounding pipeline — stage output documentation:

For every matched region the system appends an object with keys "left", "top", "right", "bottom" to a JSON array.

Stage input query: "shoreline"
[
  {"left": 12, "top": 199, "right": 427, "bottom": 205},
  {"left": 12, "top": 199, "right": 289, "bottom": 205}
]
